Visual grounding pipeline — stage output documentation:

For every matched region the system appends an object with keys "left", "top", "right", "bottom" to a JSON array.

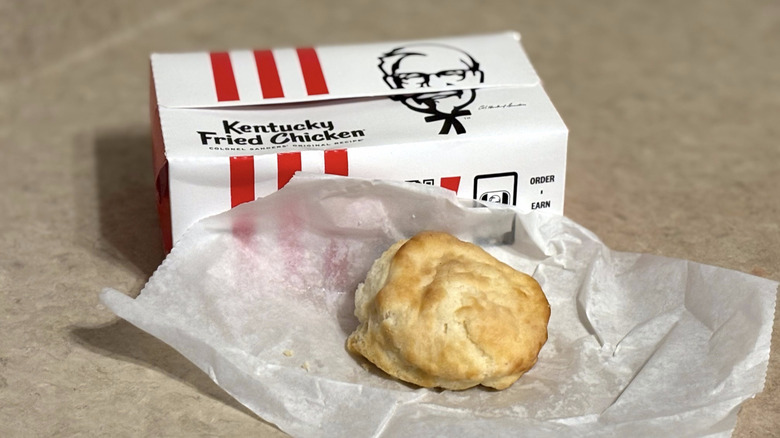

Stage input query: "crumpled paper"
[{"left": 101, "top": 173, "right": 777, "bottom": 438}]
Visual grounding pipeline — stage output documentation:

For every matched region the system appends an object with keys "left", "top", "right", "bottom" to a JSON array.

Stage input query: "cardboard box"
[{"left": 150, "top": 32, "right": 567, "bottom": 250}]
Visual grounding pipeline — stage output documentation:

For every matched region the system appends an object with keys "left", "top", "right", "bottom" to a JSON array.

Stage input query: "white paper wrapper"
[{"left": 101, "top": 174, "right": 777, "bottom": 438}]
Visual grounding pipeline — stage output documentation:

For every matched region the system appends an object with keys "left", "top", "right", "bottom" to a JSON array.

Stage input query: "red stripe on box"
[
  {"left": 440, "top": 176, "right": 461, "bottom": 193},
  {"left": 296, "top": 47, "right": 329, "bottom": 95},
  {"left": 229, "top": 156, "right": 255, "bottom": 207},
  {"left": 277, "top": 152, "right": 302, "bottom": 189},
  {"left": 210, "top": 52, "right": 240, "bottom": 102},
  {"left": 324, "top": 149, "right": 348, "bottom": 176},
  {"left": 253, "top": 49, "right": 284, "bottom": 99}
]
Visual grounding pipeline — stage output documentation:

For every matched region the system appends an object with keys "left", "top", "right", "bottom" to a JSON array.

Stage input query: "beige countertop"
[{"left": 1, "top": 1, "right": 778, "bottom": 436}]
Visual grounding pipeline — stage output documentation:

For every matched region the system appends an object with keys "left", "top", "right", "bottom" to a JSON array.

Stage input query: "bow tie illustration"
[{"left": 424, "top": 109, "right": 472, "bottom": 135}]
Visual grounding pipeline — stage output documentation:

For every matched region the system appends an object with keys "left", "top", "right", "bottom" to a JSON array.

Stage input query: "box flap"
[
  {"left": 152, "top": 32, "right": 540, "bottom": 108},
  {"left": 158, "top": 84, "right": 566, "bottom": 159}
]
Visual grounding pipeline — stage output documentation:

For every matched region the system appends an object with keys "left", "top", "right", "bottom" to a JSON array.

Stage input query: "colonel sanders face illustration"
[{"left": 379, "top": 44, "right": 484, "bottom": 135}]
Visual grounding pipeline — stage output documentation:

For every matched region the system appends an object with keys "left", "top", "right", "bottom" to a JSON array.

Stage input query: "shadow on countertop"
[
  {"left": 92, "top": 128, "right": 165, "bottom": 278},
  {"left": 70, "top": 319, "right": 266, "bottom": 423}
]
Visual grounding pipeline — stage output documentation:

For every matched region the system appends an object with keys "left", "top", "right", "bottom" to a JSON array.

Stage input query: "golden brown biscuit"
[{"left": 347, "top": 231, "right": 550, "bottom": 390}]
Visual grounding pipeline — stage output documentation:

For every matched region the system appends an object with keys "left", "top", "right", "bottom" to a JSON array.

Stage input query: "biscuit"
[{"left": 347, "top": 231, "right": 550, "bottom": 390}]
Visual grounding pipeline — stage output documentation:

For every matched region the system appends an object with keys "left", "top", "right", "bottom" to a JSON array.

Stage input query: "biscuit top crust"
[{"left": 347, "top": 231, "right": 550, "bottom": 390}]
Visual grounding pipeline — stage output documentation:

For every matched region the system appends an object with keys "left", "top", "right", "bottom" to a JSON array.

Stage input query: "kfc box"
[{"left": 150, "top": 32, "right": 568, "bottom": 250}]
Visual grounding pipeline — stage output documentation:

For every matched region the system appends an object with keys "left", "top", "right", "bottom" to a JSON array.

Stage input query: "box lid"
[{"left": 151, "top": 32, "right": 541, "bottom": 108}]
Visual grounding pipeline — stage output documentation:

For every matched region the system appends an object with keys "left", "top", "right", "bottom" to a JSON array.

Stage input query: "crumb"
[
  {"left": 360, "top": 362, "right": 371, "bottom": 372},
  {"left": 283, "top": 350, "right": 294, "bottom": 357},
  {"left": 750, "top": 267, "right": 769, "bottom": 278},
  {"left": 301, "top": 361, "right": 310, "bottom": 372}
]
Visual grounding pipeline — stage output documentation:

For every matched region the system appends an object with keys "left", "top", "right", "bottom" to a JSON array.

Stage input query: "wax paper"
[{"left": 101, "top": 173, "right": 777, "bottom": 438}]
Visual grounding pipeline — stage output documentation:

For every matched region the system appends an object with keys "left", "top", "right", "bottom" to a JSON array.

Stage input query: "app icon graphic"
[{"left": 474, "top": 172, "right": 518, "bottom": 206}]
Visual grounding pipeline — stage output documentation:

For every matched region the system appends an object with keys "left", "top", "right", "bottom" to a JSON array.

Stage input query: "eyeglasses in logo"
[{"left": 378, "top": 44, "right": 484, "bottom": 135}]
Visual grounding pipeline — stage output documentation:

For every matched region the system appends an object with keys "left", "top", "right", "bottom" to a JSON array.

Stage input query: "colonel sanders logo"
[{"left": 379, "top": 44, "right": 484, "bottom": 135}]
